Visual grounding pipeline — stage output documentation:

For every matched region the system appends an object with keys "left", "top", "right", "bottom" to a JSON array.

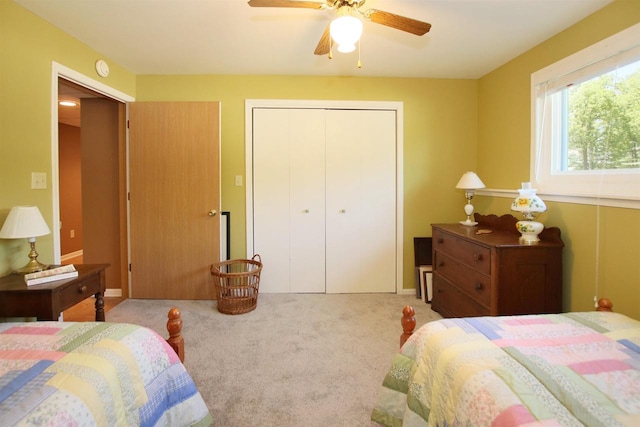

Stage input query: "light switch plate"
[
  {"left": 235, "top": 175, "right": 243, "bottom": 187},
  {"left": 31, "top": 172, "right": 47, "bottom": 189}
]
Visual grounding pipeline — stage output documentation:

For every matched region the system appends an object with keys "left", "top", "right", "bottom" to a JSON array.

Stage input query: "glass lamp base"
[{"left": 516, "top": 220, "right": 544, "bottom": 244}]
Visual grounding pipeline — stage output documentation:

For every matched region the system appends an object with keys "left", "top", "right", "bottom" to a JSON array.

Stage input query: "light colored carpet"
[{"left": 106, "top": 293, "right": 442, "bottom": 427}]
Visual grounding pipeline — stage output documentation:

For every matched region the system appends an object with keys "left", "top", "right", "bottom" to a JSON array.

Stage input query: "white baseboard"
[
  {"left": 85, "top": 289, "right": 122, "bottom": 298},
  {"left": 105, "top": 289, "right": 122, "bottom": 298},
  {"left": 398, "top": 287, "right": 417, "bottom": 296},
  {"left": 61, "top": 250, "right": 83, "bottom": 262}
]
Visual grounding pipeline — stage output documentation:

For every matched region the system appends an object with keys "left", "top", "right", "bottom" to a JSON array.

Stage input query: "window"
[{"left": 531, "top": 23, "right": 640, "bottom": 206}]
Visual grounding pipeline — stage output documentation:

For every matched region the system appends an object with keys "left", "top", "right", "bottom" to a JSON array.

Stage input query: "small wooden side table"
[{"left": 0, "top": 264, "right": 109, "bottom": 321}]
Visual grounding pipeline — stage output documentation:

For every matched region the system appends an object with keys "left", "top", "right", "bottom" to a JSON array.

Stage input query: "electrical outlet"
[
  {"left": 70, "top": 229, "right": 75, "bottom": 238},
  {"left": 31, "top": 172, "right": 47, "bottom": 189}
]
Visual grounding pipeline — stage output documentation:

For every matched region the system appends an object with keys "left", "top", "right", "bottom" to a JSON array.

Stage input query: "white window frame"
[{"left": 530, "top": 23, "right": 640, "bottom": 209}]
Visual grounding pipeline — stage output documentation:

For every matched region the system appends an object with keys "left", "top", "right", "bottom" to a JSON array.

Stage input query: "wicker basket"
[{"left": 210, "top": 254, "right": 262, "bottom": 315}]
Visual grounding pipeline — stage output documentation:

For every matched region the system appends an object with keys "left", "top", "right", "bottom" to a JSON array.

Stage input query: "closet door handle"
[
  {"left": 208, "top": 210, "right": 217, "bottom": 217},
  {"left": 302, "top": 209, "right": 310, "bottom": 213},
  {"left": 339, "top": 209, "right": 346, "bottom": 213}
]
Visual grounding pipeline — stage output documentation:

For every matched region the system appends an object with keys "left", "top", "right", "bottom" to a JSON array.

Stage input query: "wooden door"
[
  {"left": 252, "top": 108, "right": 326, "bottom": 293},
  {"left": 128, "top": 102, "right": 220, "bottom": 299},
  {"left": 325, "top": 109, "right": 396, "bottom": 293},
  {"left": 81, "top": 99, "right": 124, "bottom": 294}
]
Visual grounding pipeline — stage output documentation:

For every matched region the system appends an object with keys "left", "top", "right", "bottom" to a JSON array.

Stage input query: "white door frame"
[
  {"left": 245, "top": 99, "right": 404, "bottom": 293},
  {"left": 50, "top": 62, "right": 134, "bottom": 276}
]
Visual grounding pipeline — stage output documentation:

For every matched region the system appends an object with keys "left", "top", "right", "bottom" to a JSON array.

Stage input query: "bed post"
[
  {"left": 167, "top": 307, "right": 185, "bottom": 362},
  {"left": 596, "top": 298, "right": 613, "bottom": 312},
  {"left": 400, "top": 305, "right": 416, "bottom": 348}
]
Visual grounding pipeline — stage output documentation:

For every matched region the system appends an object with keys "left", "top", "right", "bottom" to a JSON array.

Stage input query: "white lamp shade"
[
  {"left": 455, "top": 172, "right": 485, "bottom": 190},
  {"left": 330, "top": 15, "right": 363, "bottom": 53},
  {"left": 511, "top": 191, "right": 547, "bottom": 213},
  {"left": 0, "top": 206, "right": 51, "bottom": 239}
]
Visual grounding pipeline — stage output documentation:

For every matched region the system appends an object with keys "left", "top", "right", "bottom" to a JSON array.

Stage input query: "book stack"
[{"left": 24, "top": 264, "right": 78, "bottom": 286}]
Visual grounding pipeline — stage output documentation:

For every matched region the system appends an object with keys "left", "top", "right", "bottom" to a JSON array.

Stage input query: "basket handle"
[{"left": 252, "top": 254, "right": 262, "bottom": 264}]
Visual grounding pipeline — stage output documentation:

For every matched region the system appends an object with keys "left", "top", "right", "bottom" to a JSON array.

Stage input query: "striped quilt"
[
  {"left": 0, "top": 321, "right": 213, "bottom": 426},
  {"left": 372, "top": 311, "right": 640, "bottom": 426}
]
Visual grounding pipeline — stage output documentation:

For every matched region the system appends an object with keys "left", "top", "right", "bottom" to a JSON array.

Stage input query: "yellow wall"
[
  {"left": 135, "top": 75, "right": 478, "bottom": 290},
  {"left": 0, "top": 0, "right": 135, "bottom": 272},
  {"left": 1, "top": 0, "right": 638, "bottom": 318},
  {"left": 476, "top": 0, "right": 640, "bottom": 318}
]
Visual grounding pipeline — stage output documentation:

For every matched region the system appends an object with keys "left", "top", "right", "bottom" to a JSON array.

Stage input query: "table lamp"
[
  {"left": 511, "top": 182, "right": 546, "bottom": 244},
  {"left": 0, "top": 206, "right": 51, "bottom": 273},
  {"left": 455, "top": 172, "right": 485, "bottom": 226}
]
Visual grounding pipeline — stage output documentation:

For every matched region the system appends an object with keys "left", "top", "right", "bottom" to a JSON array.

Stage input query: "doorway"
[{"left": 52, "top": 62, "right": 134, "bottom": 297}]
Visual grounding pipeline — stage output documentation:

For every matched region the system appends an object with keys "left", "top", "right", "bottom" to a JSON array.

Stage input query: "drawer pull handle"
[
  {"left": 438, "top": 261, "right": 445, "bottom": 267},
  {"left": 474, "top": 253, "right": 484, "bottom": 261},
  {"left": 79, "top": 285, "right": 87, "bottom": 293},
  {"left": 438, "top": 238, "right": 444, "bottom": 244},
  {"left": 475, "top": 282, "right": 484, "bottom": 291}
]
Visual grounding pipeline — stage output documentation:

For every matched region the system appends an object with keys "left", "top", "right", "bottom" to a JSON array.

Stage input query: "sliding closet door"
[
  {"left": 253, "top": 109, "right": 289, "bottom": 293},
  {"left": 253, "top": 108, "right": 326, "bottom": 293},
  {"left": 325, "top": 109, "right": 396, "bottom": 293},
  {"left": 289, "top": 110, "right": 326, "bottom": 292}
]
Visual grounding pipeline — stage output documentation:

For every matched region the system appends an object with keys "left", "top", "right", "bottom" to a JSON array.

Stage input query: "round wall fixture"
[{"left": 95, "top": 60, "right": 110, "bottom": 77}]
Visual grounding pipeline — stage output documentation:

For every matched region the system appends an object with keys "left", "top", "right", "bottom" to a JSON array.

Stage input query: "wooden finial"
[
  {"left": 596, "top": 298, "right": 613, "bottom": 312},
  {"left": 400, "top": 305, "right": 416, "bottom": 348},
  {"left": 167, "top": 307, "right": 185, "bottom": 362}
]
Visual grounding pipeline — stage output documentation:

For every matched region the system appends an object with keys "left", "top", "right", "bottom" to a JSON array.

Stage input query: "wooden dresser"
[{"left": 431, "top": 213, "right": 563, "bottom": 318}]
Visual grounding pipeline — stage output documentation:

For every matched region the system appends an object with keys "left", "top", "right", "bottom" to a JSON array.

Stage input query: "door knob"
[
  {"left": 208, "top": 210, "right": 217, "bottom": 217},
  {"left": 302, "top": 209, "right": 310, "bottom": 213},
  {"left": 339, "top": 209, "right": 346, "bottom": 213}
]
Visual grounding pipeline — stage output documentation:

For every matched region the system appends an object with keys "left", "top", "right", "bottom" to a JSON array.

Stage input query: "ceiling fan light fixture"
[
  {"left": 337, "top": 42, "right": 356, "bottom": 53},
  {"left": 330, "top": 15, "right": 363, "bottom": 53}
]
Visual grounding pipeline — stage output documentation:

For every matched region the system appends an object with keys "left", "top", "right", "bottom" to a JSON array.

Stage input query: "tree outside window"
[
  {"left": 531, "top": 23, "right": 640, "bottom": 205},
  {"left": 565, "top": 62, "right": 640, "bottom": 171}
]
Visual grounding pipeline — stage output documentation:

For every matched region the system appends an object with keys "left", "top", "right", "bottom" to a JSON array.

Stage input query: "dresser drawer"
[
  {"left": 434, "top": 251, "right": 491, "bottom": 307},
  {"left": 433, "top": 229, "right": 491, "bottom": 275},
  {"left": 432, "top": 274, "right": 490, "bottom": 318},
  {"left": 58, "top": 273, "right": 102, "bottom": 309}
]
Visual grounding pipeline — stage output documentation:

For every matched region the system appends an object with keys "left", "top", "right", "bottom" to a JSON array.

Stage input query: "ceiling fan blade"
[
  {"left": 314, "top": 24, "right": 331, "bottom": 55},
  {"left": 248, "top": 0, "right": 325, "bottom": 9},
  {"left": 366, "top": 9, "right": 431, "bottom": 36}
]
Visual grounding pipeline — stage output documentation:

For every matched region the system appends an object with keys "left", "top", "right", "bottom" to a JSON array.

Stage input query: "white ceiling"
[{"left": 15, "top": 0, "right": 613, "bottom": 79}]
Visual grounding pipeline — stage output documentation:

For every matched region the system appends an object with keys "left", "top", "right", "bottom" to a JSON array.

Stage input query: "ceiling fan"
[{"left": 248, "top": 0, "right": 431, "bottom": 57}]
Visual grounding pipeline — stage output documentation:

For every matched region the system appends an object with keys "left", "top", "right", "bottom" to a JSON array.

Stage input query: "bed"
[
  {"left": 0, "top": 308, "right": 212, "bottom": 426},
  {"left": 372, "top": 300, "right": 640, "bottom": 426}
]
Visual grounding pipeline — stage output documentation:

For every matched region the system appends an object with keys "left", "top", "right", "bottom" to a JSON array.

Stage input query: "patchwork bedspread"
[
  {"left": 0, "top": 321, "right": 213, "bottom": 426},
  {"left": 372, "top": 311, "right": 640, "bottom": 426}
]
